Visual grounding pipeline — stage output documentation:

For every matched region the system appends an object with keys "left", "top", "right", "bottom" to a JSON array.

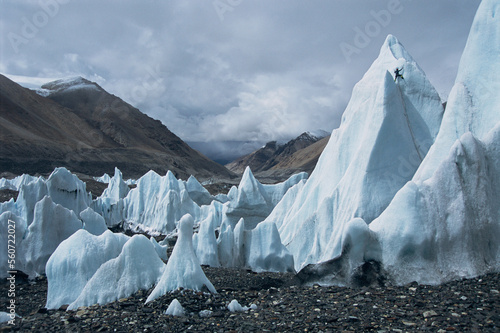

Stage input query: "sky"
[{"left": 0, "top": 0, "right": 481, "bottom": 162}]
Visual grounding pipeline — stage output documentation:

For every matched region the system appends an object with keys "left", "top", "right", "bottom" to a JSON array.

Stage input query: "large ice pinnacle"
[{"left": 266, "top": 34, "right": 444, "bottom": 271}]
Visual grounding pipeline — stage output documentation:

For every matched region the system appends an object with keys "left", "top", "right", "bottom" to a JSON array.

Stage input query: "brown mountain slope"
[
  {"left": 262, "top": 135, "right": 330, "bottom": 178},
  {"left": 226, "top": 132, "right": 329, "bottom": 179},
  {"left": 225, "top": 141, "right": 280, "bottom": 175},
  {"left": 0, "top": 75, "right": 234, "bottom": 180}
]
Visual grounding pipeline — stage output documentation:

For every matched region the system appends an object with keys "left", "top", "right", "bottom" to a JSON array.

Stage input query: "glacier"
[
  {"left": 121, "top": 166, "right": 304, "bottom": 236},
  {"left": 370, "top": 128, "right": 500, "bottom": 284},
  {"left": 414, "top": 0, "right": 500, "bottom": 181}
]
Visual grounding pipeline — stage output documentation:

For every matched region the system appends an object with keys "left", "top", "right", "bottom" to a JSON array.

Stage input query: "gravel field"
[{"left": 1, "top": 269, "right": 498, "bottom": 332}]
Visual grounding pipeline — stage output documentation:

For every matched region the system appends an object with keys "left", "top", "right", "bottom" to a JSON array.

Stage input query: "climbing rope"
[{"left": 396, "top": 80, "right": 423, "bottom": 162}]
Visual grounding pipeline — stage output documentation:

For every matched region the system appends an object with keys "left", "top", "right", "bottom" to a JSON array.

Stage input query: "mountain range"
[
  {"left": 0, "top": 75, "right": 234, "bottom": 180},
  {"left": 226, "top": 131, "right": 329, "bottom": 179},
  {"left": 1, "top": 74, "right": 332, "bottom": 182}
]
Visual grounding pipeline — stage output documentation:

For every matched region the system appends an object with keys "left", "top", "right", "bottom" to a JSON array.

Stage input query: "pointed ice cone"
[
  {"left": 146, "top": 214, "right": 216, "bottom": 303},
  {"left": 265, "top": 34, "right": 444, "bottom": 272}
]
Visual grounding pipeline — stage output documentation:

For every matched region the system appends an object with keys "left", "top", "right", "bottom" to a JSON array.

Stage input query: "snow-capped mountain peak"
[{"left": 40, "top": 76, "right": 101, "bottom": 94}]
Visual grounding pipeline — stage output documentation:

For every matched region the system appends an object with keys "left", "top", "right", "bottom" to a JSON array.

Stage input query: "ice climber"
[{"left": 394, "top": 67, "right": 404, "bottom": 81}]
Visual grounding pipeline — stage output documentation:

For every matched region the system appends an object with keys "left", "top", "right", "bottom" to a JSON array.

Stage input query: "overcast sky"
[{"left": 0, "top": 0, "right": 481, "bottom": 159}]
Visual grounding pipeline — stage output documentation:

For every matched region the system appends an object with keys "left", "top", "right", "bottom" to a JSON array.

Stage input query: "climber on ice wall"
[{"left": 394, "top": 67, "right": 404, "bottom": 82}]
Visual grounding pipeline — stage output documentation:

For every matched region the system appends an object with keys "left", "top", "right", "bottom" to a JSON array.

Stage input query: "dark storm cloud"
[{"left": 1, "top": 0, "right": 481, "bottom": 147}]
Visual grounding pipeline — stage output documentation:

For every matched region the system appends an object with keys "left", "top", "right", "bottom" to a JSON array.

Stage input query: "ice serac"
[
  {"left": 371, "top": 128, "right": 500, "bottom": 285},
  {"left": 68, "top": 234, "right": 165, "bottom": 310},
  {"left": 100, "top": 167, "right": 130, "bottom": 202},
  {"left": 45, "top": 230, "right": 129, "bottom": 309},
  {"left": 185, "top": 175, "right": 213, "bottom": 206},
  {"left": 91, "top": 168, "right": 129, "bottom": 227},
  {"left": 370, "top": 0, "right": 500, "bottom": 285},
  {"left": 21, "top": 196, "right": 83, "bottom": 277},
  {"left": 224, "top": 167, "right": 270, "bottom": 229},
  {"left": 46, "top": 167, "right": 91, "bottom": 215},
  {"left": 80, "top": 207, "right": 108, "bottom": 235},
  {"left": 243, "top": 221, "right": 295, "bottom": 273},
  {"left": 225, "top": 167, "right": 307, "bottom": 229},
  {"left": 16, "top": 168, "right": 90, "bottom": 227},
  {"left": 165, "top": 299, "right": 185, "bottom": 316},
  {"left": 193, "top": 210, "right": 220, "bottom": 267},
  {"left": 123, "top": 170, "right": 201, "bottom": 234},
  {"left": 17, "top": 177, "right": 48, "bottom": 226},
  {"left": 415, "top": 0, "right": 500, "bottom": 181},
  {"left": 150, "top": 237, "right": 168, "bottom": 261},
  {"left": 208, "top": 217, "right": 294, "bottom": 272},
  {"left": 217, "top": 219, "right": 234, "bottom": 267},
  {"left": 266, "top": 34, "right": 444, "bottom": 272},
  {"left": 146, "top": 214, "right": 216, "bottom": 303},
  {"left": 0, "top": 199, "right": 16, "bottom": 217},
  {"left": 94, "top": 173, "right": 111, "bottom": 184},
  {"left": 0, "top": 174, "right": 38, "bottom": 191}
]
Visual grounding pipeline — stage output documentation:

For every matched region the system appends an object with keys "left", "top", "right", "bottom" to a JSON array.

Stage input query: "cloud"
[{"left": 0, "top": 0, "right": 482, "bottom": 158}]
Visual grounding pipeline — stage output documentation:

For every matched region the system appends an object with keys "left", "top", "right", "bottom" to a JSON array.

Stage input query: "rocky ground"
[{"left": 1, "top": 269, "right": 498, "bottom": 332}]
